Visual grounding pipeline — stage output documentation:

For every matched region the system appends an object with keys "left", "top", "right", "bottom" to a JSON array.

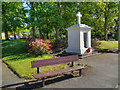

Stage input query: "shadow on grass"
[
  {"left": 2, "top": 39, "right": 40, "bottom": 61},
  {"left": 1, "top": 74, "right": 75, "bottom": 89},
  {"left": 3, "top": 53, "right": 39, "bottom": 61},
  {"left": 97, "top": 49, "right": 118, "bottom": 53},
  {"left": 2, "top": 40, "right": 26, "bottom": 58},
  {"left": 55, "top": 51, "right": 78, "bottom": 57},
  {"left": 2, "top": 53, "right": 43, "bottom": 79}
]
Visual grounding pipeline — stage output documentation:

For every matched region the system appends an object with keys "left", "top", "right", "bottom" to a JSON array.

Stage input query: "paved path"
[
  {"left": 0, "top": 60, "right": 2, "bottom": 88},
  {"left": 0, "top": 53, "right": 118, "bottom": 89},
  {"left": 1, "top": 60, "right": 25, "bottom": 88},
  {"left": 43, "top": 53, "right": 118, "bottom": 88}
]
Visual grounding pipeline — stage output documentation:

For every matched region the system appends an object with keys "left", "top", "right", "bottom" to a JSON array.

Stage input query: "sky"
[
  {"left": 22, "top": 1, "right": 30, "bottom": 27},
  {"left": 22, "top": 1, "right": 30, "bottom": 18}
]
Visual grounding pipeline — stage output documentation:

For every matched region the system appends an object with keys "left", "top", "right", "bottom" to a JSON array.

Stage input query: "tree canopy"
[
  {"left": 2, "top": 2, "right": 26, "bottom": 40},
  {"left": 2, "top": 2, "right": 119, "bottom": 41}
]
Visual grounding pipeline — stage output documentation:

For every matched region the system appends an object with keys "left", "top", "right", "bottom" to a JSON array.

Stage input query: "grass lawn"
[
  {"left": 2, "top": 39, "right": 69, "bottom": 79},
  {"left": 2, "top": 39, "right": 118, "bottom": 79},
  {"left": 97, "top": 41, "right": 118, "bottom": 51}
]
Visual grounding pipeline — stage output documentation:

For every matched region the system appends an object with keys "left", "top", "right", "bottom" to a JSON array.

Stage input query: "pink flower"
[
  {"left": 29, "top": 43, "right": 31, "bottom": 46},
  {"left": 47, "top": 47, "right": 50, "bottom": 49},
  {"left": 45, "top": 48, "right": 47, "bottom": 50},
  {"left": 32, "top": 42, "right": 36, "bottom": 45},
  {"left": 40, "top": 39, "right": 44, "bottom": 42},
  {"left": 46, "top": 39, "right": 51, "bottom": 43},
  {"left": 44, "top": 43, "right": 47, "bottom": 45},
  {"left": 36, "top": 38, "right": 38, "bottom": 41},
  {"left": 37, "top": 43, "right": 39, "bottom": 46},
  {"left": 48, "top": 50, "right": 53, "bottom": 53},
  {"left": 26, "top": 38, "right": 53, "bottom": 55}
]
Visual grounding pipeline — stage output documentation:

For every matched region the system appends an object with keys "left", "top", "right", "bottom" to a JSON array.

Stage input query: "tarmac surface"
[
  {"left": 43, "top": 53, "right": 118, "bottom": 88},
  {"left": 0, "top": 60, "right": 2, "bottom": 88},
  {"left": 0, "top": 53, "right": 118, "bottom": 89},
  {"left": 1, "top": 60, "right": 24, "bottom": 88}
]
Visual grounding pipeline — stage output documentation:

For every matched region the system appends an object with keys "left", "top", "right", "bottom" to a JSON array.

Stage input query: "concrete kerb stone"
[{"left": 79, "top": 52, "right": 102, "bottom": 59}]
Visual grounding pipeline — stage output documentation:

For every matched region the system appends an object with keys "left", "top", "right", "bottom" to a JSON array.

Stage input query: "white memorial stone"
[{"left": 65, "top": 12, "right": 93, "bottom": 55}]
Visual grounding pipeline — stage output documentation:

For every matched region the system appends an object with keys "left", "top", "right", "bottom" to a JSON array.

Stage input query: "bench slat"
[
  {"left": 31, "top": 55, "right": 79, "bottom": 68},
  {"left": 33, "top": 66, "right": 85, "bottom": 79}
]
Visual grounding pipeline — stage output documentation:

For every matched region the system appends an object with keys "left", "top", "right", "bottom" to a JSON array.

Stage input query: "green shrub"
[
  {"left": 91, "top": 38, "right": 100, "bottom": 50},
  {"left": 53, "top": 39, "right": 68, "bottom": 49},
  {"left": 25, "top": 38, "right": 53, "bottom": 55}
]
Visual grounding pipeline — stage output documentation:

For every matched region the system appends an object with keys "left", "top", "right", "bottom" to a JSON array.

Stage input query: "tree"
[
  {"left": 24, "top": 2, "right": 36, "bottom": 39},
  {"left": 23, "top": 2, "right": 118, "bottom": 41},
  {"left": 78, "top": 2, "right": 118, "bottom": 40},
  {"left": 91, "top": 2, "right": 118, "bottom": 40},
  {"left": 2, "top": 2, "right": 26, "bottom": 40}
]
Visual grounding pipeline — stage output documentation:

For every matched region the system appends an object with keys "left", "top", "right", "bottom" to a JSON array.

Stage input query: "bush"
[
  {"left": 52, "top": 39, "right": 68, "bottom": 49},
  {"left": 25, "top": 38, "right": 53, "bottom": 55},
  {"left": 91, "top": 38, "right": 100, "bottom": 50}
]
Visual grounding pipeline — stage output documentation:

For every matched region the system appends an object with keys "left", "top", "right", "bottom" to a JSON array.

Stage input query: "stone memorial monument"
[{"left": 65, "top": 12, "right": 93, "bottom": 55}]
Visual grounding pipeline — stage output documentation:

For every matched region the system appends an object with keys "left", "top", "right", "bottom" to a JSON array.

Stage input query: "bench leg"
[
  {"left": 24, "top": 82, "right": 29, "bottom": 86},
  {"left": 42, "top": 78, "right": 45, "bottom": 87},
  {"left": 79, "top": 69, "right": 82, "bottom": 76}
]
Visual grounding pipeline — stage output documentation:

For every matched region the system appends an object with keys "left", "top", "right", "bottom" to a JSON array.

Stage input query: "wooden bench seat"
[
  {"left": 33, "top": 66, "right": 85, "bottom": 79},
  {"left": 31, "top": 55, "right": 86, "bottom": 86}
]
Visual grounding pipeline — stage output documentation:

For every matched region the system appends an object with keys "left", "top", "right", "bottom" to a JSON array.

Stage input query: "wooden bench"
[{"left": 31, "top": 55, "right": 85, "bottom": 86}]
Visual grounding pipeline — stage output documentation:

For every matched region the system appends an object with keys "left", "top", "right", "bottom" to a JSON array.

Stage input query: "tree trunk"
[
  {"left": 104, "top": 11, "right": 108, "bottom": 41},
  {"left": 58, "top": 2, "right": 61, "bottom": 15},
  {"left": 114, "top": 19, "right": 118, "bottom": 40},
  {"left": 32, "top": 27, "right": 35, "bottom": 38},
  {"left": 30, "top": 2, "right": 35, "bottom": 40},
  {"left": 104, "top": 16, "right": 108, "bottom": 41},
  {"left": 46, "top": 32, "right": 49, "bottom": 39},
  {"left": 104, "top": 3, "right": 109, "bottom": 41},
  {"left": 55, "top": 28, "right": 60, "bottom": 40},
  {"left": 4, "top": 21, "right": 9, "bottom": 40},
  {"left": 31, "top": 27, "right": 35, "bottom": 42},
  {"left": 116, "top": 29, "right": 118, "bottom": 41},
  {"left": 54, "top": 2, "right": 61, "bottom": 41},
  {"left": 5, "top": 29, "right": 9, "bottom": 40},
  {"left": 39, "top": 28, "right": 43, "bottom": 39},
  {"left": 14, "top": 31, "right": 16, "bottom": 39},
  {"left": 3, "top": 4, "right": 9, "bottom": 40},
  {"left": 17, "top": 29, "right": 19, "bottom": 39}
]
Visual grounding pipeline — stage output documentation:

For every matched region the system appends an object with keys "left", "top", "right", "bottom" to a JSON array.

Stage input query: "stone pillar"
[
  {"left": 80, "top": 31, "right": 84, "bottom": 49},
  {"left": 87, "top": 31, "right": 91, "bottom": 48}
]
